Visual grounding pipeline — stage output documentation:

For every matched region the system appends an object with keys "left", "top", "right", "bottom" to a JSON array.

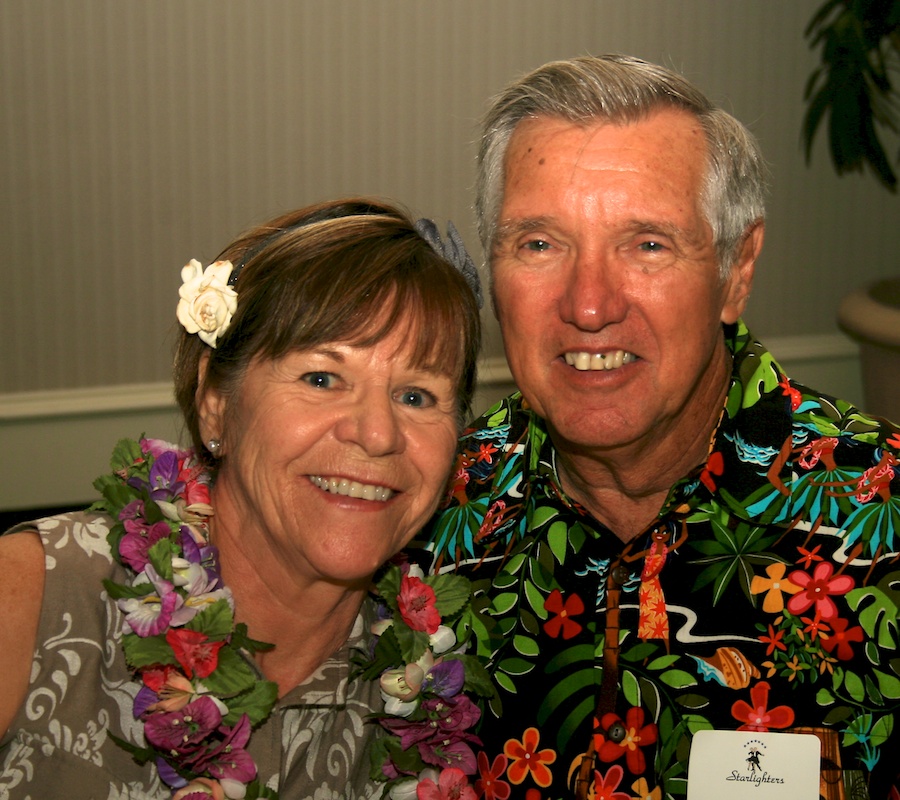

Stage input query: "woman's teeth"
[
  {"left": 310, "top": 476, "right": 394, "bottom": 502},
  {"left": 564, "top": 350, "right": 636, "bottom": 371}
]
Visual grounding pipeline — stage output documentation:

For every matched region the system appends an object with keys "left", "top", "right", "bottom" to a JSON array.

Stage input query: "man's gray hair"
[{"left": 476, "top": 54, "right": 767, "bottom": 278}]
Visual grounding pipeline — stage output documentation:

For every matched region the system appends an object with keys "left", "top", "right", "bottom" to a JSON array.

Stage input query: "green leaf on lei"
[
  {"left": 232, "top": 622, "right": 275, "bottom": 655},
  {"left": 426, "top": 572, "right": 470, "bottom": 618},
  {"left": 451, "top": 653, "right": 497, "bottom": 699},
  {"left": 393, "top": 619, "right": 430, "bottom": 664},
  {"left": 122, "top": 632, "right": 177, "bottom": 670},
  {"left": 147, "top": 537, "right": 176, "bottom": 581},
  {"left": 102, "top": 578, "right": 154, "bottom": 600},
  {"left": 222, "top": 679, "right": 279, "bottom": 726},
  {"left": 376, "top": 567, "right": 402, "bottom": 614},
  {"left": 201, "top": 646, "right": 258, "bottom": 696},
  {"left": 185, "top": 598, "right": 235, "bottom": 639},
  {"left": 108, "top": 437, "right": 145, "bottom": 472}
]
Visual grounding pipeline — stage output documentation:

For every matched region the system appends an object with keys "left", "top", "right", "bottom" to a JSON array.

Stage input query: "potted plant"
[{"left": 803, "top": 0, "right": 900, "bottom": 420}]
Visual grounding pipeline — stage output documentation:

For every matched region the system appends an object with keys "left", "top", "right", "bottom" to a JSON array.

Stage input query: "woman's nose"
[{"left": 334, "top": 393, "right": 405, "bottom": 456}]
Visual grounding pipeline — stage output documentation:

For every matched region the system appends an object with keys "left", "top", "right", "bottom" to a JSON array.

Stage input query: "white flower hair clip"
[{"left": 176, "top": 259, "right": 238, "bottom": 348}]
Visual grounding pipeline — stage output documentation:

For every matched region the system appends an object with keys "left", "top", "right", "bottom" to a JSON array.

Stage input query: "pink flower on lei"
[
  {"left": 416, "top": 767, "right": 477, "bottom": 800},
  {"left": 399, "top": 574, "right": 441, "bottom": 634}
]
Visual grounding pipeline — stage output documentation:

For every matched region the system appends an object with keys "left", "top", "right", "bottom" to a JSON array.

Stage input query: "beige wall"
[{"left": 1, "top": 0, "right": 896, "bottom": 509}]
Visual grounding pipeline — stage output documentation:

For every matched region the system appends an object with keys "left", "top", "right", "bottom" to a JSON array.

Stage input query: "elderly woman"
[{"left": 0, "top": 198, "right": 482, "bottom": 799}]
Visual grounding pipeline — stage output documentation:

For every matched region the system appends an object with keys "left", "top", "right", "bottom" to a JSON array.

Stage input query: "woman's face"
[{"left": 200, "top": 322, "right": 459, "bottom": 589}]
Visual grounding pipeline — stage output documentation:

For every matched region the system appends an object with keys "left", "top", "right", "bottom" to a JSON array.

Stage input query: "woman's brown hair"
[{"left": 173, "top": 198, "right": 481, "bottom": 467}]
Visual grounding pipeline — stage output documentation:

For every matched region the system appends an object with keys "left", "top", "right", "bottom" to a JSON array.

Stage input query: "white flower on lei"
[{"left": 176, "top": 259, "right": 238, "bottom": 347}]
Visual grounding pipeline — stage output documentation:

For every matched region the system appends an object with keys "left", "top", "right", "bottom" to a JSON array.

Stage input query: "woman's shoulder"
[{"left": 5, "top": 509, "right": 116, "bottom": 571}]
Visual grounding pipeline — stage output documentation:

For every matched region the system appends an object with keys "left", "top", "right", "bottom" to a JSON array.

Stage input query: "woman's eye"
[
  {"left": 397, "top": 388, "right": 435, "bottom": 409},
  {"left": 301, "top": 371, "right": 336, "bottom": 389}
]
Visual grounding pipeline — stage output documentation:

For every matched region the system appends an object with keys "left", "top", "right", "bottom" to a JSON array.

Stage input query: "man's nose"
[
  {"left": 558, "top": 250, "right": 627, "bottom": 331},
  {"left": 333, "top": 392, "right": 405, "bottom": 457}
]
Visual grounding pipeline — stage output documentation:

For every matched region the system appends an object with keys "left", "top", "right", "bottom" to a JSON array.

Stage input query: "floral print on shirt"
[{"left": 425, "top": 321, "right": 900, "bottom": 800}]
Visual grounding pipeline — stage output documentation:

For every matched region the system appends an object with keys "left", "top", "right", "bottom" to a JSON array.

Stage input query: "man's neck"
[{"left": 551, "top": 364, "right": 730, "bottom": 543}]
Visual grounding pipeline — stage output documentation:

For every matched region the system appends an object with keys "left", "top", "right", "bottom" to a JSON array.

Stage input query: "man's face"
[{"left": 491, "top": 109, "right": 756, "bottom": 457}]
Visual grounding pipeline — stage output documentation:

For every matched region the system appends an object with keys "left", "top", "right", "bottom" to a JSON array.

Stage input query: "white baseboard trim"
[{"left": 0, "top": 333, "right": 864, "bottom": 512}]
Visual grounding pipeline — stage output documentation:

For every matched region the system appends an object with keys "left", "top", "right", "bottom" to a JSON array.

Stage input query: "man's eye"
[
  {"left": 397, "top": 389, "right": 435, "bottom": 408},
  {"left": 638, "top": 240, "right": 665, "bottom": 253},
  {"left": 523, "top": 239, "right": 552, "bottom": 252},
  {"left": 301, "top": 372, "right": 336, "bottom": 389}
]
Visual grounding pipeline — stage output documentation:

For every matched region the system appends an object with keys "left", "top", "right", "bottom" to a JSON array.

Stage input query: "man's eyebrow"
[{"left": 494, "top": 217, "right": 555, "bottom": 243}]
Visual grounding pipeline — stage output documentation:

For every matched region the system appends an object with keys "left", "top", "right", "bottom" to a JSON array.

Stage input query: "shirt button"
[{"left": 612, "top": 566, "right": 630, "bottom": 585}]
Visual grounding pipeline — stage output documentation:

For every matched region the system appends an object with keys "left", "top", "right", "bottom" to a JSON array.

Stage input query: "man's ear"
[
  {"left": 196, "top": 351, "right": 227, "bottom": 452},
  {"left": 721, "top": 222, "right": 763, "bottom": 325}
]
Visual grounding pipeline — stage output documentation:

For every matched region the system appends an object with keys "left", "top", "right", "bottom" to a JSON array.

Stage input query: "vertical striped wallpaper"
[{"left": 1, "top": 0, "right": 898, "bottom": 394}]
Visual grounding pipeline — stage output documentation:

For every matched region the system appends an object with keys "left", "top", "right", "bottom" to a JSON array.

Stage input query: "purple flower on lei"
[
  {"left": 144, "top": 696, "right": 222, "bottom": 756},
  {"left": 380, "top": 694, "right": 481, "bottom": 773},
  {"left": 119, "top": 517, "right": 173, "bottom": 572},
  {"left": 421, "top": 658, "right": 465, "bottom": 698},
  {"left": 186, "top": 715, "right": 257, "bottom": 783}
]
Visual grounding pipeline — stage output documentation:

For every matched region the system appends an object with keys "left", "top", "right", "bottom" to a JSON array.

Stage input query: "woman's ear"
[{"left": 196, "top": 351, "right": 227, "bottom": 453}]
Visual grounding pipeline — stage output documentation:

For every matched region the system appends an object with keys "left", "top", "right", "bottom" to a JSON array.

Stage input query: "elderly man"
[{"left": 427, "top": 55, "right": 900, "bottom": 800}]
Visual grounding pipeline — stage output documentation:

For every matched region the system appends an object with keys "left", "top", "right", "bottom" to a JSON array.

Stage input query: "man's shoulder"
[
  {"left": 423, "top": 392, "right": 544, "bottom": 563},
  {"left": 786, "top": 380, "right": 900, "bottom": 456}
]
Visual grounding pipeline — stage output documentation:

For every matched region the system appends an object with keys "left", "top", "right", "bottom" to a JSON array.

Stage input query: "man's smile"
[{"left": 563, "top": 350, "right": 638, "bottom": 371}]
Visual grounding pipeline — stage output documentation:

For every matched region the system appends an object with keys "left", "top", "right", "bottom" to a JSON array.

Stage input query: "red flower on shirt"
[
  {"left": 594, "top": 707, "right": 658, "bottom": 775},
  {"left": 699, "top": 451, "right": 725, "bottom": 493},
  {"left": 731, "top": 681, "right": 795, "bottom": 731},
  {"left": 786, "top": 562, "right": 854, "bottom": 621},
  {"left": 474, "top": 752, "right": 510, "bottom": 800},
  {"left": 543, "top": 589, "right": 585, "bottom": 639},
  {"left": 821, "top": 616, "right": 865, "bottom": 661}
]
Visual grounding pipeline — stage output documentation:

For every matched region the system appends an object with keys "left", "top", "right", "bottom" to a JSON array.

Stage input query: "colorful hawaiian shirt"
[{"left": 425, "top": 321, "right": 900, "bottom": 800}]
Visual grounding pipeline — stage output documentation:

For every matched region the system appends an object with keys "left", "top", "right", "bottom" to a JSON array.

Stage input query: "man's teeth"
[
  {"left": 310, "top": 476, "right": 394, "bottom": 502},
  {"left": 564, "top": 351, "right": 636, "bottom": 371}
]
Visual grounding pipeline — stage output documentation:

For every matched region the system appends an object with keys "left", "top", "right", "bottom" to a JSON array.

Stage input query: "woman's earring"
[{"left": 207, "top": 438, "right": 222, "bottom": 457}]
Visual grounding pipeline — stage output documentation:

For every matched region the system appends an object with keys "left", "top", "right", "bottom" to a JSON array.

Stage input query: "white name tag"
[{"left": 687, "top": 730, "right": 820, "bottom": 800}]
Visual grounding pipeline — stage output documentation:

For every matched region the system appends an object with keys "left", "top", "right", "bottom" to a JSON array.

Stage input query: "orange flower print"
[
  {"left": 503, "top": 727, "right": 557, "bottom": 787},
  {"left": 630, "top": 777, "right": 662, "bottom": 800},
  {"left": 749, "top": 563, "right": 801, "bottom": 613},
  {"left": 759, "top": 622, "right": 787, "bottom": 655},
  {"left": 543, "top": 589, "right": 585, "bottom": 639}
]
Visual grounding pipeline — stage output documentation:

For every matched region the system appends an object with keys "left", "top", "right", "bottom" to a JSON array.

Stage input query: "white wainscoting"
[{"left": 0, "top": 335, "right": 863, "bottom": 513}]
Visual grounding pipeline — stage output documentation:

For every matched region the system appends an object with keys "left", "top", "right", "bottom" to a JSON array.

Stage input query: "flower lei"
[
  {"left": 92, "top": 437, "right": 279, "bottom": 800},
  {"left": 93, "top": 437, "right": 495, "bottom": 800},
  {"left": 356, "top": 563, "right": 497, "bottom": 800}
]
